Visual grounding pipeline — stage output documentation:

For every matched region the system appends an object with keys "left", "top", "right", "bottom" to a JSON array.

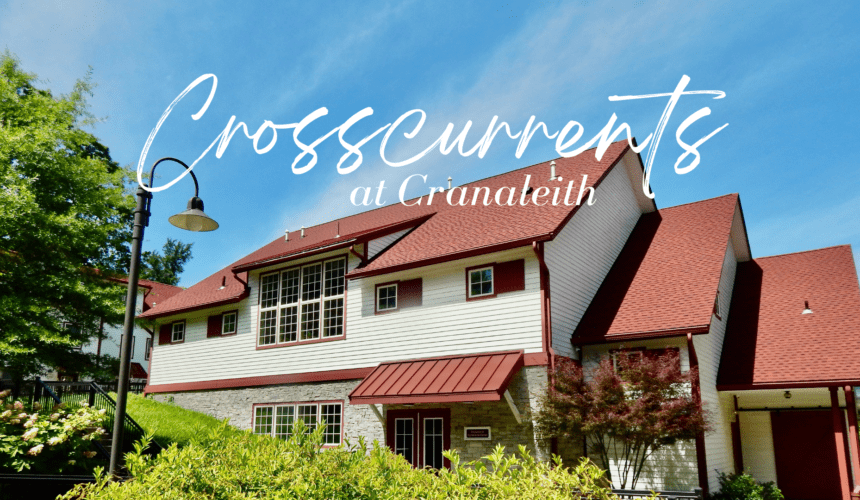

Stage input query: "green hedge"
[{"left": 63, "top": 420, "right": 624, "bottom": 499}]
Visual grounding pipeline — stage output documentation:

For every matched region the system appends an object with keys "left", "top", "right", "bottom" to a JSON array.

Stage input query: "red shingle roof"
[
  {"left": 349, "top": 351, "right": 524, "bottom": 404},
  {"left": 129, "top": 362, "right": 148, "bottom": 380},
  {"left": 141, "top": 140, "right": 633, "bottom": 318},
  {"left": 113, "top": 277, "right": 183, "bottom": 310},
  {"left": 717, "top": 245, "right": 860, "bottom": 389},
  {"left": 572, "top": 194, "right": 739, "bottom": 344}
]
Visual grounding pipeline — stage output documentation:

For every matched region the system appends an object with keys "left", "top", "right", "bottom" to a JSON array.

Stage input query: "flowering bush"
[{"left": 0, "top": 390, "right": 108, "bottom": 473}]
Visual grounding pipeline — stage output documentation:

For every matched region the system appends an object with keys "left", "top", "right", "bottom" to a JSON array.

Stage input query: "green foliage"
[
  {"left": 712, "top": 471, "right": 783, "bottom": 500},
  {"left": 0, "top": 52, "right": 135, "bottom": 381},
  {"left": 61, "top": 419, "right": 620, "bottom": 500},
  {"left": 535, "top": 354, "right": 708, "bottom": 488},
  {"left": 124, "top": 392, "right": 229, "bottom": 447},
  {"left": 0, "top": 391, "right": 108, "bottom": 473},
  {"left": 140, "top": 237, "right": 193, "bottom": 286}
]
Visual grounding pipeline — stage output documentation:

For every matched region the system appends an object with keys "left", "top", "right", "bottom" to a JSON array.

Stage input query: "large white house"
[{"left": 139, "top": 140, "right": 860, "bottom": 498}]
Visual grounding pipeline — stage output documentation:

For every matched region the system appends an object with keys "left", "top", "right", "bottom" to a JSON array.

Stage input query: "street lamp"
[{"left": 109, "top": 157, "right": 218, "bottom": 476}]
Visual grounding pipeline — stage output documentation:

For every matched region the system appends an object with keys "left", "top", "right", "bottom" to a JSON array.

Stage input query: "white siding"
[
  {"left": 545, "top": 152, "right": 647, "bottom": 358},
  {"left": 693, "top": 238, "right": 738, "bottom": 492},
  {"left": 149, "top": 246, "right": 542, "bottom": 385},
  {"left": 738, "top": 412, "right": 777, "bottom": 483},
  {"left": 367, "top": 229, "right": 410, "bottom": 260}
]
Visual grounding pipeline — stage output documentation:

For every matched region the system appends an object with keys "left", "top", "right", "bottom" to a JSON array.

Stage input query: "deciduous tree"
[
  {"left": 140, "top": 238, "right": 192, "bottom": 286},
  {"left": 536, "top": 351, "right": 708, "bottom": 489},
  {"left": 0, "top": 53, "right": 134, "bottom": 384}
]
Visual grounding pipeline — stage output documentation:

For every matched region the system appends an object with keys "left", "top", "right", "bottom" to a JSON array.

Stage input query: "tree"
[
  {"left": 140, "top": 237, "right": 193, "bottom": 286},
  {"left": 0, "top": 53, "right": 134, "bottom": 384},
  {"left": 535, "top": 351, "right": 708, "bottom": 489}
]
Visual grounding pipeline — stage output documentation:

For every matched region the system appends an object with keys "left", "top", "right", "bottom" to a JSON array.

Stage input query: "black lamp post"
[{"left": 109, "top": 157, "right": 218, "bottom": 476}]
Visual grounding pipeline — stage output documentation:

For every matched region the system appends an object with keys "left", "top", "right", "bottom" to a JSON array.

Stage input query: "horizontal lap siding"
[
  {"left": 545, "top": 156, "right": 644, "bottom": 358},
  {"left": 738, "top": 412, "right": 777, "bottom": 483},
  {"left": 693, "top": 239, "right": 737, "bottom": 492},
  {"left": 150, "top": 247, "right": 542, "bottom": 386}
]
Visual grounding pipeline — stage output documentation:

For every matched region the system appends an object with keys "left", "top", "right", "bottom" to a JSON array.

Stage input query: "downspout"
[
  {"left": 532, "top": 241, "right": 555, "bottom": 370},
  {"left": 350, "top": 244, "right": 366, "bottom": 264},
  {"left": 533, "top": 241, "right": 558, "bottom": 457},
  {"left": 687, "top": 332, "right": 709, "bottom": 496}
]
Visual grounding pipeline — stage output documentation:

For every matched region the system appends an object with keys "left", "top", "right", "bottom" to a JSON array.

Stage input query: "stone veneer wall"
[
  {"left": 151, "top": 378, "right": 384, "bottom": 444},
  {"left": 150, "top": 366, "right": 580, "bottom": 464}
]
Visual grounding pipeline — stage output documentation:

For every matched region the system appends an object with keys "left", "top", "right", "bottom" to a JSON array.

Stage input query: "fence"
[{"left": 611, "top": 488, "right": 703, "bottom": 499}]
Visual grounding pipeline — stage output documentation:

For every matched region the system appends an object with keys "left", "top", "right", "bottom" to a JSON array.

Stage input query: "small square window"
[
  {"left": 377, "top": 284, "right": 398, "bottom": 311},
  {"left": 222, "top": 312, "right": 237, "bottom": 335},
  {"left": 172, "top": 322, "right": 185, "bottom": 343},
  {"left": 469, "top": 267, "right": 494, "bottom": 297}
]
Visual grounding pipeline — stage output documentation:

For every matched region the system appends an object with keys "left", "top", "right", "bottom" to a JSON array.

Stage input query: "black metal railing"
[{"left": 611, "top": 488, "right": 703, "bottom": 499}]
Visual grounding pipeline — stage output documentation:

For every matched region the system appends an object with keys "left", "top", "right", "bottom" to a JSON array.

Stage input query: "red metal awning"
[{"left": 349, "top": 350, "right": 524, "bottom": 405}]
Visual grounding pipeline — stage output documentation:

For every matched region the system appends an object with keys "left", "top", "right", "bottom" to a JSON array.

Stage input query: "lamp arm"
[{"left": 148, "top": 157, "right": 200, "bottom": 197}]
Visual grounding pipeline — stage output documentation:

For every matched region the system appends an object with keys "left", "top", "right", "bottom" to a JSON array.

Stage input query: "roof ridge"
[
  {"left": 658, "top": 193, "right": 739, "bottom": 212},
  {"left": 753, "top": 244, "right": 852, "bottom": 261}
]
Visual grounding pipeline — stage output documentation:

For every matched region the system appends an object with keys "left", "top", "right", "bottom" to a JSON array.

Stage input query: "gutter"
[{"left": 532, "top": 241, "right": 555, "bottom": 370}]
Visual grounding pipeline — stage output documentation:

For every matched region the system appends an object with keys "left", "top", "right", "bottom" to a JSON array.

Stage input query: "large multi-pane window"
[
  {"left": 259, "top": 257, "right": 346, "bottom": 346},
  {"left": 252, "top": 402, "right": 343, "bottom": 445}
]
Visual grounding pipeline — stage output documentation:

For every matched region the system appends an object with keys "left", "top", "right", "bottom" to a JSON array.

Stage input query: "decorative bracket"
[{"left": 504, "top": 390, "right": 522, "bottom": 424}]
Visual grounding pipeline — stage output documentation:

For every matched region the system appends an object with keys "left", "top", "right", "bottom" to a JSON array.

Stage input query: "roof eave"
[
  {"left": 572, "top": 325, "right": 710, "bottom": 346},
  {"left": 138, "top": 287, "right": 250, "bottom": 320}
]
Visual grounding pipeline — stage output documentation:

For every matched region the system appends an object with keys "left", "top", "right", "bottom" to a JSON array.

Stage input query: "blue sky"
[{"left": 2, "top": 1, "right": 858, "bottom": 286}]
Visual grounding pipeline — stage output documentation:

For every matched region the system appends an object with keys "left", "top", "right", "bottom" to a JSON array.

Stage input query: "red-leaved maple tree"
[{"left": 536, "top": 351, "right": 708, "bottom": 489}]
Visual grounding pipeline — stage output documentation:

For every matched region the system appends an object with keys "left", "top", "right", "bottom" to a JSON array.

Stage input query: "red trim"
[
  {"left": 348, "top": 237, "right": 548, "bottom": 280},
  {"left": 140, "top": 288, "right": 250, "bottom": 319},
  {"left": 574, "top": 325, "right": 711, "bottom": 346},
  {"left": 524, "top": 352, "right": 549, "bottom": 366},
  {"left": 688, "top": 333, "right": 708, "bottom": 496},
  {"left": 251, "top": 399, "right": 344, "bottom": 448},
  {"left": 256, "top": 335, "right": 344, "bottom": 350},
  {"left": 144, "top": 367, "right": 373, "bottom": 394},
  {"left": 374, "top": 281, "right": 400, "bottom": 314},
  {"left": 717, "top": 380, "right": 860, "bottom": 391},
  {"left": 465, "top": 263, "right": 497, "bottom": 301},
  {"left": 349, "top": 244, "right": 365, "bottom": 264},
  {"left": 233, "top": 215, "right": 433, "bottom": 273},
  {"left": 831, "top": 387, "right": 853, "bottom": 500},
  {"left": 844, "top": 386, "right": 860, "bottom": 490}
]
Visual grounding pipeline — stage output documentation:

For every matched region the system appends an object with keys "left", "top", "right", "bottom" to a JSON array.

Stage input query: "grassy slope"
[{"left": 125, "top": 393, "right": 233, "bottom": 447}]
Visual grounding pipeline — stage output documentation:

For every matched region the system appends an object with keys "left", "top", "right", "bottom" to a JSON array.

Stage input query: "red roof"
[
  {"left": 349, "top": 351, "right": 524, "bottom": 404},
  {"left": 572, "top": 194, "right": 740, "bottom": 344},
  {"left": 113, "top": 277, "right": 183, "bottom": 311},
  {"left": 129, "top": 362, "right": 148, "bottom": 380},
  {"left": 717, "top": 245, "right": 860, "bottom": 389},
  {"left": 141, "top": 140, "right": 634, "bottom": 318}
]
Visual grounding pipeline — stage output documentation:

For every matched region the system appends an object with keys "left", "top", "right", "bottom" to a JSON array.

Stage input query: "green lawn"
[{"left": 124, "top": 393, "right": 236, "bottom": 447}]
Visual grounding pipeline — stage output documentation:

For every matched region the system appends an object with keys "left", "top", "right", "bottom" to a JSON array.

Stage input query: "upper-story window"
[
  {"left": 259, "top": 257, "right": 346, "bottom": 346},
  {"left": 377, "top": 284, "right": 397, "bottom": 311},
  {"left": 222, "top": 312, "right": 237, "bottom": 335},
  {"left": 171, "top": 321, "right": 185, "bottom": 343},
  {"left": 145, "top": 338, "right": 152, "bottom": 360},
  {"left": 468, "top": 267, "right": 494, "bottom": 298}
]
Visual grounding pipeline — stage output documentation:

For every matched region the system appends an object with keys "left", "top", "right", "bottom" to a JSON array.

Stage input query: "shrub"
[
  {"left": 711, "top": 471, "right": 783, "bottom": 500},
  {"left": 62, "top": 420, "right": 623, "bottom": 500},
  {"left": 0, "top": 390, "right": 108, "bottom": 473}
]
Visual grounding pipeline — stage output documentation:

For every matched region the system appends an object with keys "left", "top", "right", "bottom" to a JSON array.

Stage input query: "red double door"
[
  {"left": 771, "top": 410, "right": 842, "bottom": 500},
  {"left": 386, "top": 408, "right": 451, "bottom": 469}
]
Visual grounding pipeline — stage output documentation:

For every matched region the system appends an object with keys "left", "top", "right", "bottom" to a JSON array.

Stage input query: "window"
[
  {"left": 252, "top": 402, "right": 343, "bottom": 445},
  {"left": 171, "top": 322, "right": 185, "bottom": 343},
  {"left": 222, "top": 312, "right": 237, "bottom": 335},
  {"left": 62, "top": 322, "right": 83, "bottom": 350},
  {"left": 468, "top": 266, "right": 494, "bottom": 298},
  {"left": 610, "top": 348, "right": 645, "bottom": 373},
  {"left": 376, "top": 283, "right": 397, "bottom": 312},
  {"left": 258, "top": 257, "right": 346, "bottom": 347},
  {"left": 145, "top": 338, "right": 152, "bottom": 360}
]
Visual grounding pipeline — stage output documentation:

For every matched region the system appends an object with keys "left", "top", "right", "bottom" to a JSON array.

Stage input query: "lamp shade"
[{"left": 168, "top": 196, "right": 219, "bottom": 232}]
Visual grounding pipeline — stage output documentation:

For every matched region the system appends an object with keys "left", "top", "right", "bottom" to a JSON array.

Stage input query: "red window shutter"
[
  {"left": 494, "top": 259, "right": 525, "bottom": 294},
  {"left": 398, "top": 278, "right": 423, "bottom": 308},
  {"left": 158, "top": 324, "right": 172, "bottom": 345},
  {"left": 207, "top": 315, "right": 223, "bottom": 338}
]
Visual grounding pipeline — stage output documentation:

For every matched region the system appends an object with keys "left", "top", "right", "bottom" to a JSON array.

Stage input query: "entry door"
[
  {"left": 386, "top": 408, "right": 450, "bottom": 469},
  {"left": 771, "top": 410, "right": 841, "bottom": 500}
]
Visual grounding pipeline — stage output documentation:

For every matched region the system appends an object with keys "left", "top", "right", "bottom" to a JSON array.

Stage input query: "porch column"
[
  {"left": 843, "top": 386, "right": 860, "bottom": 497},
  {"left": 830, "top": 386, "right": 852, "bottom": 500}
]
